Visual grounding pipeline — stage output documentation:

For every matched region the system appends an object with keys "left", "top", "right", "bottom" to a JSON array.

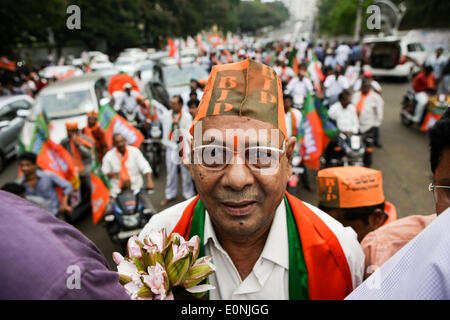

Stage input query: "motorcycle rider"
[
  {"left": 324, "top": 90, "right": 360, "bottom": 166},
  {"left": 409, "top": 65, "right": 436, "bottom": 124},
  {"left": 102, "top": 133, "right": 155, "bottom": 211},
  {"left": 113, "top": 83, "right": 140, "bottom": 120},
  {"left": 285, "top": 64, "right": 314, "bottom": 101},
  {"left": 136, "top": 95, "right": 158, "bottom": 138}
]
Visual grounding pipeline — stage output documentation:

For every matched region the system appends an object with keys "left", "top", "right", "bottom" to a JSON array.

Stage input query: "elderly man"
[
  {"left": 346, "top": 109, "right": 450, "bottom": 299},
  {"left": 102, "top": 133, "right": 154, "bottom": 198},
  {"left": 140, "top": 59, "right": 364, "bottom": 300}
]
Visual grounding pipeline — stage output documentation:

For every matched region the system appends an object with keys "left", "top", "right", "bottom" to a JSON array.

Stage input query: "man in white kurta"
[{"left": 160, "top": 96, "right": 195, "bottom": 205}]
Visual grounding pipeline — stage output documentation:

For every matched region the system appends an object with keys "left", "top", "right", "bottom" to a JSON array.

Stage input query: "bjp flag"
[
  {"left": 91, "top": 160, "right": 110, "bottom": 225},
  {"left": 298, "top": 92, "right": 325, "bottom": 170},
  {"left": 98, "top": 105, "right": 144, "bottom": 148}
]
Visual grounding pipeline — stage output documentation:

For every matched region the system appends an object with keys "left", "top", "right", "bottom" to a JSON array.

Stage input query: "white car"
[
  {"left": 114, "top": 56, "right": 141, "bottom": 75},
  {"left": 38, "top": 65, "right": 84, "bottom": 80},
  {"left": 19, "top": 73, "right": 109, "bottom": 145},
  {"left": 363, "top": 35, "right": 428, "bottom": 81}
]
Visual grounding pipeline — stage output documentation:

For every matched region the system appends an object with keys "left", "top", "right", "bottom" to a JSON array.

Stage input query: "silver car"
[
  {"left": 0, "top": 95, "right": 34, "bottom": 171},
  {"left": 19, "top": 72, "right": 110, "bottom": 146}
]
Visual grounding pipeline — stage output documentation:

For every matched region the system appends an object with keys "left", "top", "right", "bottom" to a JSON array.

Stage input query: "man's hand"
[
  {"left": 58, "top": 203, "right": 72, "bottom": 214},
  {"left": 107, "top": 172, "right": 120, "bottom": 180}
]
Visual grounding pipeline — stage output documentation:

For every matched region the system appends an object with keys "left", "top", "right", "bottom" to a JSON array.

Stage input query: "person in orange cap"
[
  {"left": 139, "top": 59, "right": 364, "bottom": 300},
  {"left": 82, "top": 111, "right": 108, "bottom": 162},
  {"left": 317, "top": 165, "right": 397, "bottom": 243},
  {"left": 61, "top": 121, "right": 93, "bottom": 179}
]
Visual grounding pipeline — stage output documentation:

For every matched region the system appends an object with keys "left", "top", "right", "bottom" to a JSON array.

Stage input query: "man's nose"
[{"left": 221, "top": 161, "right": 255, "bottom": 191}]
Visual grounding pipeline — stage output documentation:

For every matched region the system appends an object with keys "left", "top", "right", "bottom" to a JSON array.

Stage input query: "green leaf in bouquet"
[
  {"left": 142, "top": 250, "right": 154, "bottom": 269},
  {"left": 133, "top": 257, "right": 146, "bottom": 273},
  {"left": 167, "top": 255, "right": 191, "bottom": 287},
  {"left": 164, "top": 244, "right": 174, "bottom": 268},
  {"left": 137, "top": 285, "right": 153, "bottom": 299},
  {"left": 182, "top": 257, "right": 215, "bottom": 289},
  {"left": 119, "top": 274, "right": 132, "bottom": 285}
]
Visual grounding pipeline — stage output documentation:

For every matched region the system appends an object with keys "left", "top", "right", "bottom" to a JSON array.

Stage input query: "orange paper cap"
[
  {"left": 190, "top": 58, "right": 287, "bottom": 140},
  {"left": 65, "top": 121, "right": 79, "bottom": 130},
  {"left": 317, "top": 166, "right": 384, "bottom": 209}
]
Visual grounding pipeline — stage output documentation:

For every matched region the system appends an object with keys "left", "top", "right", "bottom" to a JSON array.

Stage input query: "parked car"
[
  {"left": 0, "top": 95, "right": 34, "bottom": 171},
  {"left": 149, "top": 60, "right": 209, "bottom": 107},
  {"left": 363, "top": 35, "right": 428, "bottom": 81}
]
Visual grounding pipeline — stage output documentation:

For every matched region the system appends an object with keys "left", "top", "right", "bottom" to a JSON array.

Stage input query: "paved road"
[{"left": 0, "top": 80, "right": 435, "bottom": 268}]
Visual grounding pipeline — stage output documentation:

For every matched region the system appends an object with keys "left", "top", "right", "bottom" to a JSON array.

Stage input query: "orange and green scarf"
[{"left": 171, "top": 191, "right": 353, "bottom": 300}]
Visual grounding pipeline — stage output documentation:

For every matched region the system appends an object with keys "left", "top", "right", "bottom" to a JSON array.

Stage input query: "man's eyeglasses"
[
  {"left": 192, "top": 141, "right": 286, "bottom": 173},
  {"left": 428, "top": 183, "right": 450, "bottom": 203}
]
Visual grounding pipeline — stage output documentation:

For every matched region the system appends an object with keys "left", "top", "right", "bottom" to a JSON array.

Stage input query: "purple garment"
[{"left": 0, "top": 191, "right": 130, "bottom": 300}]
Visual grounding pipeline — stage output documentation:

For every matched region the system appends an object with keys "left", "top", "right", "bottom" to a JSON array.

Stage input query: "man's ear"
[
  {"left": 285, "top": 136, "right": 296, "bottom": 179},
  {"left": 180, "top": 133, "right": 193, "bottom": 170},
  {"left": 368, "top": 208, "right": 387, "bottom": 230}
]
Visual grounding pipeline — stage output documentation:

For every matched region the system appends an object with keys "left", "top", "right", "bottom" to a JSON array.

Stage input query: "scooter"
[
  {"left": 323, "top": 132, "right": 372, "bottom": 168},
  {"left": 401, "top": 89, "right": 449, "bottom": 130},
  {"left": 103, "top": 188, "right": 155, "bottom": 253}
]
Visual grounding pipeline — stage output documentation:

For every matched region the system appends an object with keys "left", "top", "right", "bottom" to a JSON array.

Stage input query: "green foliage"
[
  {"left": 318, "top": 0, "right": 450, "bottom": 37},
  {"left": 237, "top": 0, "right": 290, "bottom": 33}
]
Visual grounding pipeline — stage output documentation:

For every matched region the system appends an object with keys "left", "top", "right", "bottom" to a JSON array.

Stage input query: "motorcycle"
[
  {"left": 141, "top": 121, "right": 164, "bottom": 178},
  {"left": 401, "top": 89, "right": 449, "bottom": 130},
  {"left": 322, "top": 132, "right": 373, "bottom": 168},
  {"left": 103, "top": 188, "right": 155, "bottom": 253}
]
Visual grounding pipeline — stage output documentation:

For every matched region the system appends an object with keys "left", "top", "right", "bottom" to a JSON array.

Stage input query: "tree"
[{"left": 236, "top": 0, "right": 290, "bottom": 33}]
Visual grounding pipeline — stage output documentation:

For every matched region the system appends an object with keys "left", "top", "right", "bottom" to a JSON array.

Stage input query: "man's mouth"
[{"left": 221, "top": 200, "right": 257, "bottom": 216}]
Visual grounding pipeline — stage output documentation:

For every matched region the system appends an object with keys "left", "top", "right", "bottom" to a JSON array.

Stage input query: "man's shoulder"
[{"left": 139, "top": 197, "right": 196, "bottom": 241}]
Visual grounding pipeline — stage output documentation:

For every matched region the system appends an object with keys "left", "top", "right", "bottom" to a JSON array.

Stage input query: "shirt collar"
[{"left": 203, "top": 200, "right": 289, "bottom": 270}]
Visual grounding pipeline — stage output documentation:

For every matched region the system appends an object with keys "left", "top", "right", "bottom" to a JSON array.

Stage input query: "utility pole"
[{"left": 354, "top": 0, "right": 364, "bottom": 42}]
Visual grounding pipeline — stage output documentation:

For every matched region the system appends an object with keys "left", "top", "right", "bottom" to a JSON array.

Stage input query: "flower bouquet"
[{"left": 113, "top": 228, "right": 215, "bottom": 300}]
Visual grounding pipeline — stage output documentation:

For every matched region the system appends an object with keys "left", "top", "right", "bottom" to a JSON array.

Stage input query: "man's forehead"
[{"left": 194, "top": 115, "right": 284, "bottom": 145}]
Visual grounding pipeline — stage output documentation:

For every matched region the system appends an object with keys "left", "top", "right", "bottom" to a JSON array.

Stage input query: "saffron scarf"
[
  {"left": 116, "top": 147, "right": 130, "bottom": 189},
  {"left": 168, "top": 111, "right": 182, "bottom": 141},
  {"left": 171, "top": 192, "right": 353, "bottom": 300},
  {"left": 355, "top": 91, "right": 370, "bottom": 115},
  {"left": 70, "top": 136, "right": 92, "bottom": 173},
  {"left": 290, "top": 108, "right": 297, "bottom": 138}
]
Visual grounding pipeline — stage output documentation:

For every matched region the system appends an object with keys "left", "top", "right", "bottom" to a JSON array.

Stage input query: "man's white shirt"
[
  {"left": 161, "top": 110, "right": 193, "bottom": 150},
  {"left": 102, "top": 146, "right": 152, "bottom": 197},
  {"left": 113, "top": 90, "right": 140, "bottom": 113},
  {"left": 324, "top": 75, "right": 349, "bottom": 98},
  {"left": 284, "top": 108, "right": 302, "bottom": 138},
  {"left": 139, "top": 197, "right": 365, "bottom": 300},
  {"left": 328, "top": 102, "right": 360, "bottom": 134},
  {"left": 352, "top": 90, "right": 384, "bottom": 133},
  {"left": 285, "top": 77, "right": 314, "bottom": 98}
]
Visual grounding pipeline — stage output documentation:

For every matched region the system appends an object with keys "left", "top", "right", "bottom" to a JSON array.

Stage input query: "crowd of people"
[{"left": 0, "top": 35, "right": 449, "bottom": 300}]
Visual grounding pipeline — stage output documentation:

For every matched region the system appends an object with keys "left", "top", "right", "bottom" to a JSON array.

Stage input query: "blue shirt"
[
  {"left": 18, "top": 170, "right": 73, "bottom": 215},
  {"left": 0, "top": 191, "right": 130, "bottom": 299},
  {"left": 346, "top": 206, "right": 450, "bottom": 300}
]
